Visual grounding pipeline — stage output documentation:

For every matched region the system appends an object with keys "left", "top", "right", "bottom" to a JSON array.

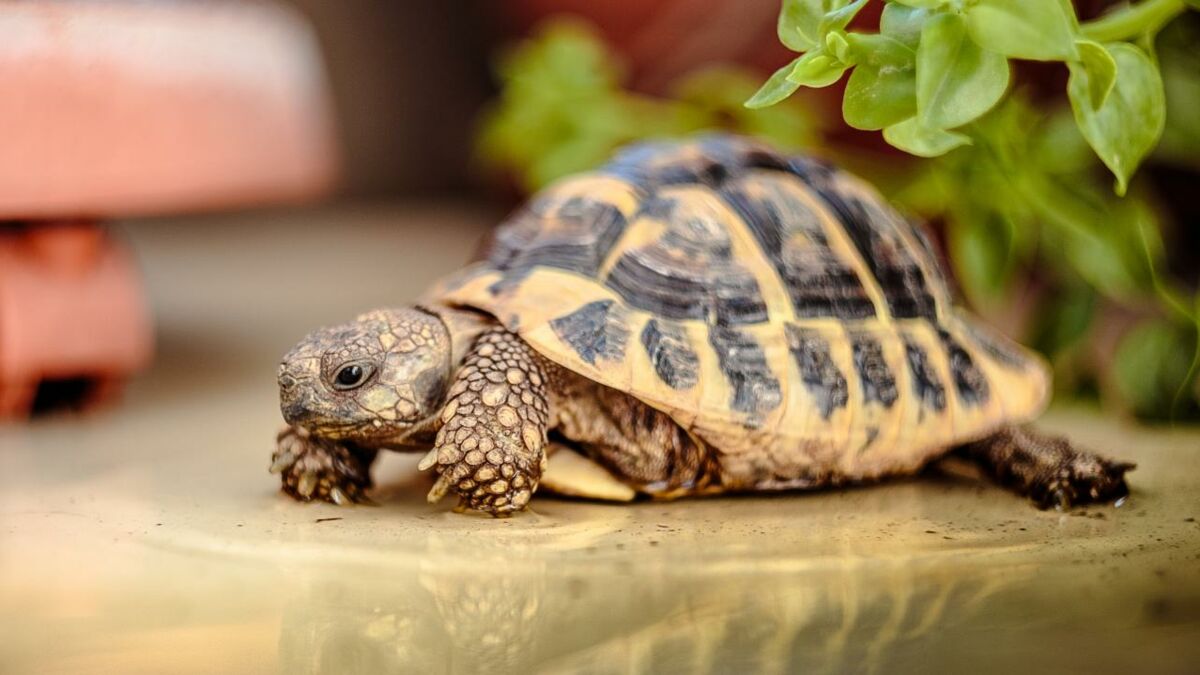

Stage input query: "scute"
[
  {"left": 431, "top": 135, "right": 1050, "bottom": 475},
  {"left": 784, "top": 324, "right": 848, "bottom": 420},
  {"left": 549, "top": 299, "right": 629, "bottom": 366},
  {"left": 721, "top": 172, "right": 877, "bottom": 320},
  {"left": 641, "top": 319, "right": 700, "bottom": 391},
  {"left": 600, "top": 187, "right": 771, "bottom": 325}
]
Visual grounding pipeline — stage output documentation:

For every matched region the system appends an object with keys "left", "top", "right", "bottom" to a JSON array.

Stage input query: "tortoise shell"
[{"left": 432, "top": 135, "right": 1049, "bottom": 475}]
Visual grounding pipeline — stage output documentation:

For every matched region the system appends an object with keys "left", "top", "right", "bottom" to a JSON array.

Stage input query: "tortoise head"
[{"left": 278, "top": 307, "right": 451, "bottom": 444}]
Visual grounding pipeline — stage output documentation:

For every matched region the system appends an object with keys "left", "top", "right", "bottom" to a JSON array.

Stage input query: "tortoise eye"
[{"left": 333, "top": 363, "right": 371, "bottom": 390}]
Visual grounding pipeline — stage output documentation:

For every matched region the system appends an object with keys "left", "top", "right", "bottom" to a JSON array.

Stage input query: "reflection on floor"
[{"left": 1, "top": 205, "right": 1198, "bottom": 674}]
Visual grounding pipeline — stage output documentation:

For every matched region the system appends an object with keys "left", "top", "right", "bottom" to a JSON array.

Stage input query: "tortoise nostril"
[{"left": 279, "top": 374, "right": 298, "bottom": 391}]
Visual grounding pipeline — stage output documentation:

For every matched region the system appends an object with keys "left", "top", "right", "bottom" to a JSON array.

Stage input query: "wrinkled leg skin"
[
  {"left": 271, "top": 427, "right": 378, "bottom": 505},
  {"left": 422, "top": 328, "right": 551, "bottom": 516},
  {"left": 957, "top": 426, "right": 1136, "bottom": 510}
]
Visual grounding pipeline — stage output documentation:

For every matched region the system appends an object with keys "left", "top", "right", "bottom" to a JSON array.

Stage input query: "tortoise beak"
[
  {"left": 280, "top": 399, "right": 311, "bottom": 426},
  {"left": 278, "top": 362, "right": 317, "bottom": 426}
]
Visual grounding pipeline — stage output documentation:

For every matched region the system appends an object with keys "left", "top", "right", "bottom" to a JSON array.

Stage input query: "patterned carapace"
[{"left": 436, "top": 135, "right": 1048, "bottom": 471}]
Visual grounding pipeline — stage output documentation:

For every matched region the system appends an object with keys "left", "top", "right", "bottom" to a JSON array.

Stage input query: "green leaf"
[
  {"left": 778, "top": 0, "right": 824, "bottom": 52},
  {"left": 916, "top": 13, "right": 1010, "bottom": 129},
  {"left": 1067, "top": 43, "right": 1166, "bottom": 195},
  {"left": 745, "top": 58, "right": 804, "bottom": 108},
  {"left": 880, "top": 3, "right": 931, "bottom": 47},
  {"left": 843, "top": 33, "right": 917, "bottom": 130},
  {"left": 884, "top": 117, "right": 972, "bottom": 156},
  {"left": 778, "top": 0, "right": 870, "bottom": 53},
  {"left": 825, "top": 31, "right": 852, "bottom": 64},
  {"left": 965, "top": 0, "right": 1080, "bottom": 61},
  {"left": 819, "top": 0, "right": 869, "bottom": 36},
  {"left": 1074, "top": 39, "right": 1117, "bottom": 110},
  {"left": 787, "top": 50, "right": 849, "bottom": 88}
]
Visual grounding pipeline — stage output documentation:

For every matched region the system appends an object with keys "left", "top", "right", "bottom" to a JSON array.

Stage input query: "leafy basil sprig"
[{"left": 748, "top": 0, "right": 1192, "bottom": 195}]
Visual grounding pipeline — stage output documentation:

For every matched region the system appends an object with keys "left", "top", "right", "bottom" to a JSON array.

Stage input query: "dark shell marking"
[
  {"left": 787, "top": 164, "right": 939, "bottom": 321},
  {"left": 785, "top": 324, "right": 848, "bottom": 419},
  {"left": 938, "top": 329, "right": 990, "bottom": 406},
  {"left": 721, "top": 176, "right": 876, "bottom": 320},
  {"left": 550, "top": 300, "right": 630, "bottom": 366},
  {"left": 708, "top": 326, "right": 782, "bottom": 418},
  {"left": 641, "top": 319, "right": 700, "bottom": 390},
  {"left": 851, "top": 333, "right": 898, "bottom": 407},
  {"left": 903, "top": 337, "right": 947, "bottom": 413},
  {"left": 487, "top": 195, "right": 627, "bottom": 294},
  {"left": 603, "top": 198, "right": 768, "bottom": 325}
]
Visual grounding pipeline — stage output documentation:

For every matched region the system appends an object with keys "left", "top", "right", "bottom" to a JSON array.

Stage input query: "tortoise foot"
[
  {"left": 271, "top": 426, "right": 378, "bottom": 505},
  {"left": 958, "top": 426, "right": 1136, "bottom": 510}
]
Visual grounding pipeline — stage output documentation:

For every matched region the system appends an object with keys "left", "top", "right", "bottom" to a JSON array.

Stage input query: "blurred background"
[{"left": 1, "top": 0, "right": 1197, "bottom": 419}]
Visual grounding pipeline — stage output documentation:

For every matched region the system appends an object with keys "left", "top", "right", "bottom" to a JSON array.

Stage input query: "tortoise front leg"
[
  {"left": 421, "top": 327, "right": 552, "bottom": 515},
  {"left": 957, "top": 426, "right": 1135, "bottom": 509},
  {"left": 271, "top": 426, "right": 378, "bottom": 505}
]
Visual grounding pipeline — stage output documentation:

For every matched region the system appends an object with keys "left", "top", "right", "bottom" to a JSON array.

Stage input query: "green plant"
[
  {"left": 477, "top": 21, "right": 820, "bottom": 192},
  {"left": 749, "top": 0, "right": 1192, "bottom": 195},
  {"left": 746, "top": 0, "right": 1199, "bottom": 418}
]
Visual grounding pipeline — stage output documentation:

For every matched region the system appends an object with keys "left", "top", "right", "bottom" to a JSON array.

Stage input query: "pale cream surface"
[{"left": 1, "top": 206, "right": 1198, "bottom": 674}]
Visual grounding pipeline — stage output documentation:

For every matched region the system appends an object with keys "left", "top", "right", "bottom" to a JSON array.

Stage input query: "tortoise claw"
[
  {"left": 269, "top": 454, "right": 293, "bottom": 475},
  {"left": 297, "top": 471, "right": 317, "bottom": 498},
  {"left": 417, "top": 447, "right": 439, "bottom": 472},
  {"left": 329, "top": 486, "right": 350, "bottom": 506},
  {"left": 427, "top": 473, "right": 453, "bottom": 503},
  {"left": 1052, "top": 486, "right": 1072, "bottom": 512}
]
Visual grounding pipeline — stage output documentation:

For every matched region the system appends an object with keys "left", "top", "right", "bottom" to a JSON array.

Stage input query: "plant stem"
[{"left": 1082, "top": 0, "right": 1187, "bottom": 42}]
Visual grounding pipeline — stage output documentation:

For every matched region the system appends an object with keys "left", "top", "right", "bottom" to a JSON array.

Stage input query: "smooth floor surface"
[{"left": 2, "top": 206, "right": 1199, "bottom": 674}]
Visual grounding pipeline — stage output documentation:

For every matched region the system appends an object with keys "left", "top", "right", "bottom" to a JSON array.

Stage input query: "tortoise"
[{"left": 272, "top": 134, "right": 1134, "bottom": 515}]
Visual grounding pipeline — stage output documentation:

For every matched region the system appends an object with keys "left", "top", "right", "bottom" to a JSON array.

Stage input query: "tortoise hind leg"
[{"left": 956, "top": 427, "right": 1135, "bottom": 509}]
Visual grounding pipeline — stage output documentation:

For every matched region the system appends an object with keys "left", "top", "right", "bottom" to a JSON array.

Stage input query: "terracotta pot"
[{"left": 0, "top": 223, "right": 151, "bottom": 416}]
